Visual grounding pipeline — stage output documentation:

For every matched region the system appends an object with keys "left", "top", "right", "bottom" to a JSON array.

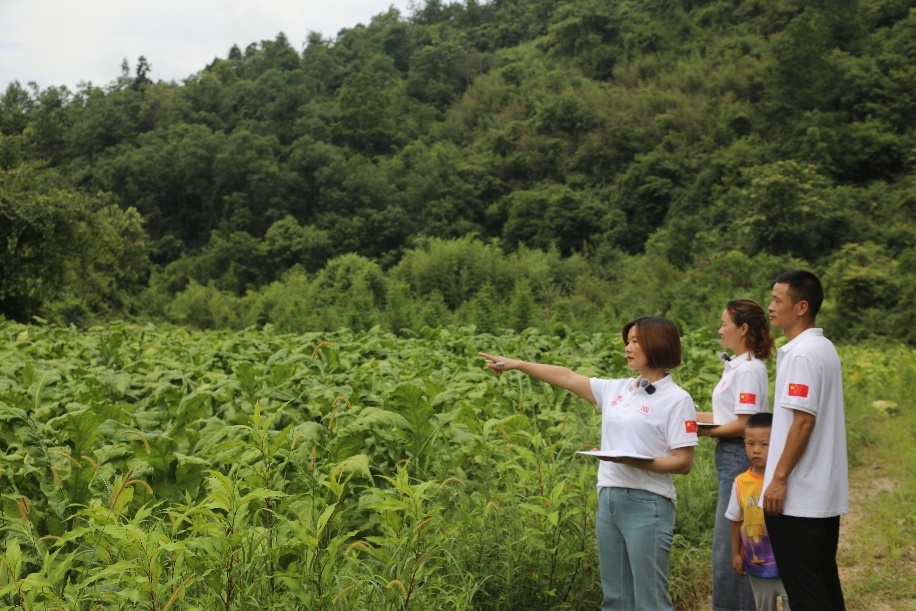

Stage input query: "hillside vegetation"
[{"left": 1, "top": 0, "right": 914, "bottom": 341}]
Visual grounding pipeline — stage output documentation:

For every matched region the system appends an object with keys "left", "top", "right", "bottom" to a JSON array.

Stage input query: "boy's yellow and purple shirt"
[{"left": 727, "top": 469, "right": 780, "bottom": 579}]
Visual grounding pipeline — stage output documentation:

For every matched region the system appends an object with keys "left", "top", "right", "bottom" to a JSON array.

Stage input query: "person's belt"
[{"left": 717, "top": 436, "right": 745, "bottom": 444}]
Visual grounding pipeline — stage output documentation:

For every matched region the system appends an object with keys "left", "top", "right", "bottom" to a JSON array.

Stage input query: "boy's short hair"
[
  {"left": 774, "top": 270, "right": 824, "bottom": 318},
  {"left": 621, "top": 316, "right": 682, "bottom": 370},
  {"left": 746, "top": 412, "right": 773, "bottom": 430}
]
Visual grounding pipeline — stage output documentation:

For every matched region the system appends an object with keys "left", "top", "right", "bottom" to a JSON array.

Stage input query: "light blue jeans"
[
  {"left": 712, "top": 440, "right": 756, "bottom": 610},
  {"left": 596, "top": 486, "right": 675, "bottom": 611}
]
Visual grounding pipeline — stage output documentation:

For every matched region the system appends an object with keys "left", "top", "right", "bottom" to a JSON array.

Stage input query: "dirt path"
[{"left": 838, "top": 462, "right": 916, "bottom": 611}]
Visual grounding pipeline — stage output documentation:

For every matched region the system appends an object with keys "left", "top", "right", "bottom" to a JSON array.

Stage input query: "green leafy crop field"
[{"left": 0, "top": 321, "right": 912, "bottom": 610}]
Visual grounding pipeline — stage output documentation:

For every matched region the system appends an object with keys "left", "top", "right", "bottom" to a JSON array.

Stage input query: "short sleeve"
[
  {"left": 590, "top": 377, "right": 629, "bottom": 409},
  {"left": 666, "top": 395, "right": 699, "bottom": 449},
  {"left": 724, "top": 481, "right": 742, "bottom": 522},
  {"left": 731, "top": 367, "right": 768, "bottom": 416},
  {"left": 779, "top": 354, "right": 819, "bottom": 416}
]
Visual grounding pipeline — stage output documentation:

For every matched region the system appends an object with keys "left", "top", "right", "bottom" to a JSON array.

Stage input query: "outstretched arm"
[{"left": 478, "top": 351, "right": 596, "bottom": 404}]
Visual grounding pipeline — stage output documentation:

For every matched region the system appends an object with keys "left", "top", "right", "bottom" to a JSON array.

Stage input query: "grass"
[
  {"left": 839, "top": 417, "right": 916, "bottom": 608},
  {"left": 837, "top": 345, "right": 916, "bottom": 611}
]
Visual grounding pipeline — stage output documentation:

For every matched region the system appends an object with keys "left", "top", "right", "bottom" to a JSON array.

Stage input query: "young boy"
[{"left": 725, "top": 413, "right": 791, "bottom": 611}]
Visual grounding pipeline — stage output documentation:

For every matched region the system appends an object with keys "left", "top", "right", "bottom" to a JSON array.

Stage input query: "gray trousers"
[{"left": 748, "top": 575, "right": 791, "bottom": 611}]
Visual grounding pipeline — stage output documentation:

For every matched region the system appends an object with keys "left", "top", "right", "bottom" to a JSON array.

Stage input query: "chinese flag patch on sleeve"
[
  {"left": 739, "top": 393, "right": 756, "bottom": 404},
  {"left": 788, "top": 383, "right": 809, "bottom": 398},
  {"left": 685, "top": 420, "right": 698, "bottom": 434}
]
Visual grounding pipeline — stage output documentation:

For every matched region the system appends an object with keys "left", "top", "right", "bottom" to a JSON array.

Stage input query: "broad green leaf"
[
  {"left": 483, "top": 413, "right": 532, "bottom": 437},
  {"left": 175, "top": 453, "right": 210, "bottom": 490},
  {"left": 315, "top": 502, "right": 337, "bottom": 533},
  {"left": 519, "top": 502, "right": 550, "bottom": 518},
  {"left": 103, "top": 371, "right": 133, "bottom": 396},
  {"left": 3, "top": 539, "right": 22, "bottom": 581},
  {"left": 336, "top": 407, "right": 410, "bottom": 437},
  {"left": 332, "top": 453, "right": 372, "bottom": 480},
  {"left": 366, "top": 498, "right": 410, "bottom": 513},
  {"left": 237, "top": 488, "right": 285, "bottom": 507}
]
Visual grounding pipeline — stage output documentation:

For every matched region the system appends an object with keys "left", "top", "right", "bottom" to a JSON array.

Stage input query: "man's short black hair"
[{"left": 774, "top": 270, "right": 824, "bottom": 318}]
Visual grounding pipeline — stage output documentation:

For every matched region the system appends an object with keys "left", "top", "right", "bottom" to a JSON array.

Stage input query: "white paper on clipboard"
[{"left": 576, "top": 450, "right": 654, "bottom": 460}]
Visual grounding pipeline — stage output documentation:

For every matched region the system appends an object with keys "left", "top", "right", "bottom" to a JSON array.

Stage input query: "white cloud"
[{"left": 0, "top": 0, "right": 413, "bottom": 92}]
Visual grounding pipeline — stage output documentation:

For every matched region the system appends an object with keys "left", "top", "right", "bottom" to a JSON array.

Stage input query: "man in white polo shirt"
[{"left": 763, "top": 270, "right": 848, "bottom": 610}]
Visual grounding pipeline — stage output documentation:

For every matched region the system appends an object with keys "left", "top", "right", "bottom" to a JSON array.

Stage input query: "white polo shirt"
[
  {"left": 711, "top": 352, "right": 769, "bottom": 425},
  {"left": 590, "top": 375, "right": 698, "bottom": 504},
  {"left": 763, "top": 328, "right": 849, "bottom": 517}
]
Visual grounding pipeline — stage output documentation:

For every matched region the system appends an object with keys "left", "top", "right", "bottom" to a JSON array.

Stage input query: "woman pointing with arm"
[{"left": 480, "top": 316, "right": 698, "bottom": 611}]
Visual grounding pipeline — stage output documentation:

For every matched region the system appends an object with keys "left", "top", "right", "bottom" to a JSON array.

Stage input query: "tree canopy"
[{"left": 0, "top": 0, "right": 913, "bottom": 342}]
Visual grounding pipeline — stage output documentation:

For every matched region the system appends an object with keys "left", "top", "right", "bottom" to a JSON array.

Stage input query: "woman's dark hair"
[
  {"left": 726, "top": 299, "right": 775, "bottom": 360},
  {"left": 774, "top": 270, "right": 824, "bottom": 319},
  {"left": 621, "top": 316, "right": 682, "bottom": 370}
]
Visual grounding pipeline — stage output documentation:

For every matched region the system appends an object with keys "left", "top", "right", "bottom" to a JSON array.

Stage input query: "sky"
[{"left": 0, "top": 0, "right": 415, "bottom": 94}]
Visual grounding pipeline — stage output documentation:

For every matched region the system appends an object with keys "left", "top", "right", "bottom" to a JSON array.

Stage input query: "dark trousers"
[{"left": 764, "top": 513, "right": 845, "bottom": 611}]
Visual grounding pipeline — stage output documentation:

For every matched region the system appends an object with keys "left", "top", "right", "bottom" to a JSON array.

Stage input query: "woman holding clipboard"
[
  {"left": 695, "top": 299, "right": 774, "bottom": 611},
  {"left": 480, "top": 316, "right": 698, "bottom": 611}
]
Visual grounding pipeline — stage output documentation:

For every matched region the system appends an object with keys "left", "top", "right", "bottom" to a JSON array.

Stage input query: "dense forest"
[{"left": 1, "top": 0, "right": 913, "bottom": 342}]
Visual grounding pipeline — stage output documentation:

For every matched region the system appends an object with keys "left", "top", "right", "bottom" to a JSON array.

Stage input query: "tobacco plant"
[{"left": 6, "top": 319, "right": 890, "bottom": 610}]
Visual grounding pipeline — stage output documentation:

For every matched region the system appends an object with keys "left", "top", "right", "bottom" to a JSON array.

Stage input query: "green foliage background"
[{"left": 1, "top": 0, "right": 913, "bottom": 343}]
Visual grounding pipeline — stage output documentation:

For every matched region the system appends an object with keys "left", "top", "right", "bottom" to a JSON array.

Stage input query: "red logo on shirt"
[
  {"left": 685, "top": 420, "right": 698, "bottom": 433},
  {"left": 739, "top": 393, "right": 756, "bottom": 404},
  {"left": 610, "top": 394, "right": 624, "bottom": 406},
  {"left": 639, "top": 404, "right": 651, "bottom": 415},
  {"left": 788, "top": 383, "right": 809, "bottom": 398}
]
